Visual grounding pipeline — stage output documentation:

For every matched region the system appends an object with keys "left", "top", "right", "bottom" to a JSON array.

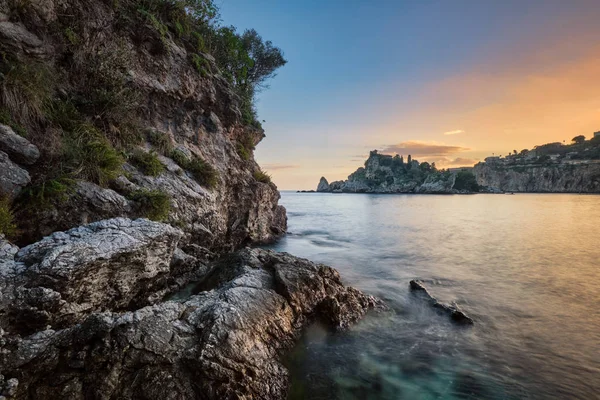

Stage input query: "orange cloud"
[
  {"left": 381, "top": 141, "right": 470, "bottom": 157},
  {"left": 444, "top": 130, "right": 464, "bottom": 136}
]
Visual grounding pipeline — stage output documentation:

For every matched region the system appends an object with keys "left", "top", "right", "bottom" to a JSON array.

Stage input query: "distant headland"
[{"left": 316, "top": 133, "right": 600, "bottom": 194}]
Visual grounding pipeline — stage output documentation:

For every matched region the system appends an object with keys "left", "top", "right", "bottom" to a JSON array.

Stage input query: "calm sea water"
[{"left": 265, "top": 192, "right": 600, "bottom": 400}]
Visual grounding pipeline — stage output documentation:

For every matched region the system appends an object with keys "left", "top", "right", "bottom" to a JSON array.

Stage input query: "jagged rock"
[
  {"left": 409, "top": 280, "right": 474, "bottom": 325},
  {"left": 317, "top": 176, "right": 330, "bottom": 192},
  {"left": 0, "top": 151, "right": 30, "bottom": 199},
  {"left": 0, "top": 13, "right": 46, "bottom": 56},
  {"left": 416, "top": 173, "right": 456, "bottom": 194},
  {"left": 3, "top": 218, "right": 183, "bottom": 334},
  {"left": 0, "top": 124, "right": 40, "bottom": 165},
  {"left": 0, "top": 248, "right": 384, "bottom": 399}
]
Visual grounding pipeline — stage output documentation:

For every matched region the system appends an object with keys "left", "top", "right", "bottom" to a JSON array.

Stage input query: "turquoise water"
[{"left": 265, "top": 192, "right": 600, "bottom": 400}]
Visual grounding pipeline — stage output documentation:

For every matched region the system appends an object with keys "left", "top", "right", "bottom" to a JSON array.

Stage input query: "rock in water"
[
  {"left": 317, "top": 176, "right": 330, "bottom": 192},
  {"left": 409, "top": 280, "right": 474, "bottom": 325},
  {"left": 0, "top": 246, "right": 383, "bottom": 399}
]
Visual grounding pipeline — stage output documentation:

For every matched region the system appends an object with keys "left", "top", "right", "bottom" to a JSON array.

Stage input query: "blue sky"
[{"left": 219, "top": 0, "right": 600, "bottom": 189}]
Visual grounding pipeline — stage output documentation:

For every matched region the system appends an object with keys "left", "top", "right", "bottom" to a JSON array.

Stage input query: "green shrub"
[
  {"left": 0, "top": 57, "right": 55, "bottom": 126},
  {"left": 191, "top": 53, "right": 209, "bottom": 77},
  {"left": 18, "top": 177, "right": 75, "bottom": 209},
  {"left": 63, "top": 123, "right": 124, "bottom": 186},
  {"left": 129, "top": 149, "right": 165, "bottom": 176},
  {"left": 0, "top": 197, "right": 16, "bottom": 238},
  {"left": 170, "top": 148, "right": 190, "bottom": 167},
  {"left": 148, "top": 130, "right": 173, "bottom": 155},
  {"left": 64, "top": 27, "right": 80, "bottom": 45},
  {"left": 236, "top": 143, "right": 251, "bottom": 161},
  {"left": 253, "top": 169, "right": 271, "bottom": 184},
  {"left": 169, "top": 149, "right": 217, "bottom": 188},
  {"left": 236, "top": 133, "right": 256, "bottom": 161},
  {"left": 453, "top": 170, "right": 480, "bottom": 192},
  {"left": 187, "top": 157, "right": 218, "bottom": 188},
  {"left": 128, "top": 189, "right": 171, "bottom": 221}
]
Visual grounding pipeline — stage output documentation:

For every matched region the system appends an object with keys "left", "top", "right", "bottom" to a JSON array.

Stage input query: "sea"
[{"left": 264, "top": 191, "right": 600, "bottom": 400}]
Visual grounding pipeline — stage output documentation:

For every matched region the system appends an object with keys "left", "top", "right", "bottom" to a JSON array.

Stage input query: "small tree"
[{"left": 572, "top": 135, "right": 586, "bottom": 144}]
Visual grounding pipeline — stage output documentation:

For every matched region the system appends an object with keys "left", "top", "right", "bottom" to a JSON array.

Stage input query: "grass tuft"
[
  {"left": 170, "top": 149, "right": 218, "bottom": 188},
  {"left": 253, "top": 169, "right": 271, "bottom": 184},
  {"left": 148, "top": 130, "right": 173, "bottom": 155},
  {"left": 128, "top": 189, "right": 171, "bottom": 221},
  {"left": 129, "top": 149, "right": 165, "bottom": 177},
  {"left": 0, "top": 197, "right": 16, "bottom": 238}
]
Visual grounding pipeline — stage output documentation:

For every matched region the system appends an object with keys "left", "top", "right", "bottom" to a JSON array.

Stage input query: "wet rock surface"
[
  {"left": 0, "top": 232, "right": 383, "bottom": 400},
  {"left": 409, "top": 280, "right": 474, "bottom": 325}
]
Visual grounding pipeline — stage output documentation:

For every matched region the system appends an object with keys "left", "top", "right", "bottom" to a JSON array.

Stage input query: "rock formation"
[
  {"left": 409, "top": 280, "right": 473, "bottom": 325},
  {"left": 0, "top": 0, "right": 286, "bottom": 248},
  {"left": 474, "top": 158, "right": 600, "bottom": 193},
  {"left": 317, "top": 176, "right": 330, "bottom": 192},
  {"left": 317, "top": 150, "right": 475, "bottom": 194},
  {"left": 0, "top": 220, "right": 383, "bottom": 399}
]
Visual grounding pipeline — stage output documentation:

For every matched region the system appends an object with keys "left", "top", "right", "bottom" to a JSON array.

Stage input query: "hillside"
[{"left": 317, "top": 150, "right": 480, "bottom": 194}]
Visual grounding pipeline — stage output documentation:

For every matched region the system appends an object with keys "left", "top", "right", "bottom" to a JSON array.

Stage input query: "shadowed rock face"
[{"left": 0, "top": 235, "right": 383, "bottom": 399}]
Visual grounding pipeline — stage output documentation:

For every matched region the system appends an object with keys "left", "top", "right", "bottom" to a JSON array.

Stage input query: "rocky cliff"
[
  {"left": 0, "top": 0, "right": 286, "bottom": 249},
  {"left": 474, "top": 161, "right": 600, "bottom": 193},
  {"left": 473, "top": 139, "right": 600, "bottom": 194},
  {"left": 317, "top": 150, "right": 477, "bottom": 194}
]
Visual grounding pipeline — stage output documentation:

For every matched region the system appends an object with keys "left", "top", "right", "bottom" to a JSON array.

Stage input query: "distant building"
[{"left": 594, "top": 131, "right": 600, "bottom": 138}]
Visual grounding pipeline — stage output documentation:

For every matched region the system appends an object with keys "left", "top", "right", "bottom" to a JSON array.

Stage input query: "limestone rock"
[
  {"left": 0, "top": 248, "right": 384, "bottom": 399},
  {"left": 473, "top": 161, "right": 600, "bottom": 193},
  {"left": 6, "top": 218, "right": 183, "bottom": 333},
  {"left": 0, "top": 151, "right": 30, "bottom": 199},
  {"left": 0, "top": 124, "right": 40, "bottom": 165},
  {"left": 317, "top": 176, "right": 330, "bottom": 192}
]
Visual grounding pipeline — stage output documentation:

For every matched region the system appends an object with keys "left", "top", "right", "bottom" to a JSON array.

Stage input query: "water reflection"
[{"left": 267, "top": 193, "right": 600, "bottom": 400}]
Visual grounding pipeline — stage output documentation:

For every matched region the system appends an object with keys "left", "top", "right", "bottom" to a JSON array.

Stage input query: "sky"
[{"left": 218, "top": 0, "right": 600, "bottom": 189}]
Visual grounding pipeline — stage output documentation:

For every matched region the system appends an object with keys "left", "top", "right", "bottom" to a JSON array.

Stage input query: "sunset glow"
[{"left": 220, "top": 0, "right": 600, "bottom": 189}]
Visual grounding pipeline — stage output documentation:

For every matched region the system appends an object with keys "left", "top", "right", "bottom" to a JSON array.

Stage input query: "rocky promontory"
[
  {"left": 317, "top": 150, "right": 479, "bottom": 194},
  {"left": 0, "top": 219, "right": 382, "bottom": 399}
]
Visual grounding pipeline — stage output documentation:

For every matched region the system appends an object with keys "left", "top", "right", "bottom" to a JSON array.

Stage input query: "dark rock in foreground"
[
  {"left": 0, "top": 220, "right": 383, "bottom": 399},
  {"left": 409, "top": 280, "right": 474, "bottom": 325}
]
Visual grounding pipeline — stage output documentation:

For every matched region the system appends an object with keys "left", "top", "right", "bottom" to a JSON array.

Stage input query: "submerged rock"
[
  {"left": 409, "top": 280, "right": 474, "bottom": 325},
  {"left": 0, "top": 246, "right": 383, "bottom": 399}
]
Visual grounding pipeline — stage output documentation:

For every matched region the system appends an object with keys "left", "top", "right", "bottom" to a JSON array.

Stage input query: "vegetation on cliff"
[
  {"left": 318, "top": 150, "right": 478, "bottom": 193},
  {"left": 0, "top": 0, "right": 288, "bottom": 245},
  {"left": 473, "top": 133, "right": 600, "bottom": 193}
]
